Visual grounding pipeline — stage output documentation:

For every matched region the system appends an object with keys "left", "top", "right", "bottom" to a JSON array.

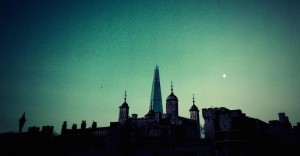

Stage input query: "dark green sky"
[{"left": 1, "top": 0, "right": 300, "bottom": 133}]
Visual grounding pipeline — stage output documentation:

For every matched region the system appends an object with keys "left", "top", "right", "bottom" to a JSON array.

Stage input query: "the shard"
[{"left": 150, "top": 65, "right": 163, "bottom": 113}]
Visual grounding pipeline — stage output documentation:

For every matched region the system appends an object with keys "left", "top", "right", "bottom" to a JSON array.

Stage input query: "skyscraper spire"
[{"left": 150, "top": 65, "right": 163, "bottom": 113}]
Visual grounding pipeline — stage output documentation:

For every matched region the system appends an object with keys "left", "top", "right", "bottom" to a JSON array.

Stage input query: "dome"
[
  {"left": 166, "top": 93, "right": 178, "bottom": 101},
  {"left": 189, "top": 104, "right": 199, "bottom": 111},
  {"left": 119, "top": 102, "right": 129, "bottom": 108}
]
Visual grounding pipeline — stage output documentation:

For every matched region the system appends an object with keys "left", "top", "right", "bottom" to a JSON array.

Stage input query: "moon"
[{"left": 222, "top": 74, "right": 226, "bottom": 78}]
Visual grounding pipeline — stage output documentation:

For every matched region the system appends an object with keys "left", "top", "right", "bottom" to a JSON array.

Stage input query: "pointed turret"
[{"left": 150, "top": 65, "right": 163, "bottom": 113}]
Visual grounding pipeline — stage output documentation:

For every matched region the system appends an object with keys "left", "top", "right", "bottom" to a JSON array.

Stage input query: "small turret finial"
[
  {"left": 193, "top": 94, "right": 195, "bottom": 105},
  {"left": 124, "top": 90, "right": 127, "bottom": 102},
  {"left": 171, "top": 81, "right": 173, "bottom": 93}
]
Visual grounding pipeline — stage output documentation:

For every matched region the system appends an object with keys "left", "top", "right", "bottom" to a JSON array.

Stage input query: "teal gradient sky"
[{"left": 1, "top": 0, "right": 300, "bottom": 133}]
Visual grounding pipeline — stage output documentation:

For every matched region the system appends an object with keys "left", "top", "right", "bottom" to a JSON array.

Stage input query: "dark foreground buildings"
[{"left": 1, "top": 66, "right": 300, "bottom": 156}]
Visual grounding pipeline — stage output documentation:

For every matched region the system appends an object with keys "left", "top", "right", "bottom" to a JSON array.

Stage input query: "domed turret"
[
  {"left": 166, "top": 81, "right": 178, "bottom": 101},
  {"left": 119, "top": 101, "right": 129, "bottom": 108},
  {"left": 189, "top": 104, "right": 199, "bottom": 111},
  {"left": 167, "top": 92, "right": 178, "bottom": 101},
  {"left": 166, "top": 82, "right": 178, "bottom": 121},
  {"left": 119, "top": 91, "right": 129, "bottom": 124},
  {"left": 189, "top": 94, "right": 200, "bottom": 115},
  {"left": 190, "top": 94, "right": 200, "bottom": 138}
]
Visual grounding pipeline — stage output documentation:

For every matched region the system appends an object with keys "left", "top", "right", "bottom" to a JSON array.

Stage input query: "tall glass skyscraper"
[{"left": 150, "top": 65, "right": 163, "bottom": 113}]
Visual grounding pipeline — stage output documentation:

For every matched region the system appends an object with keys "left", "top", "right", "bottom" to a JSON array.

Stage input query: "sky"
[{"left": 1, "top": 0, "right": 300, "bottom": 134}]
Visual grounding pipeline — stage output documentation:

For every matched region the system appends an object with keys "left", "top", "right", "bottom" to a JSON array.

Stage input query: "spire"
[
  {"left": 124, "top": 90, "right": 127, "bottom": 102},
  {"left": 154, "top": 65, "right": 159, "bottom": 80},
  {"left": 166, "top": 81, "right": 178, "bottom": 101},
  {"left": 171, "top": 81, "right": 174, "bottom": 93},
  {"left": 189, "top": 94, "right": 199, "bottom": 111},
  {"left": 120, "top": 90, "right": 129, "bottom": 108},
  {"left": 150, "top": 65, "right": 163, "bottom": 113},
  {"left": 193, "top": 94, "right": 195, "bottom": 105}
]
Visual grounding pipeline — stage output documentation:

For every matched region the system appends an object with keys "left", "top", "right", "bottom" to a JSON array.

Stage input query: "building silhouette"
[
  {"left": 58, "top": 66, "right": 202, "bottom": 155},
  {"left": 202, "top": 107, "right": 269, "bottom": 142},
  {"left": 1, "top": 66, "right": 300, "bottom": 156},
  {"left": 114, "top": 83, "right": 201, "bottom": 141}
]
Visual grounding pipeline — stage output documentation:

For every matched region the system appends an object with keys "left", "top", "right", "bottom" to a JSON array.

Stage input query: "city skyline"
[{"left": 1, "top": 0, "right": 300, "bottom": 134}]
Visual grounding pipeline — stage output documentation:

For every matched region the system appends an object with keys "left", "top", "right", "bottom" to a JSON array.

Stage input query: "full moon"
[{"left": 223, "top": 74, "right": 226, "bottom": 78}]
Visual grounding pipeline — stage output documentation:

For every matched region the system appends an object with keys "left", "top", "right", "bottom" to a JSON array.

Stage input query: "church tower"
[
  {"left": 150, "top": 65, "right": 163, "bottom": 113},
  {"left": 166, "top": 82, "right": 178, "bottom": 124},
  {"left": 119, "top": 91, "right": 129, "bottom": 125},
  {"left": 190, "top": 94, "right": 200, "bottom": 138}
]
